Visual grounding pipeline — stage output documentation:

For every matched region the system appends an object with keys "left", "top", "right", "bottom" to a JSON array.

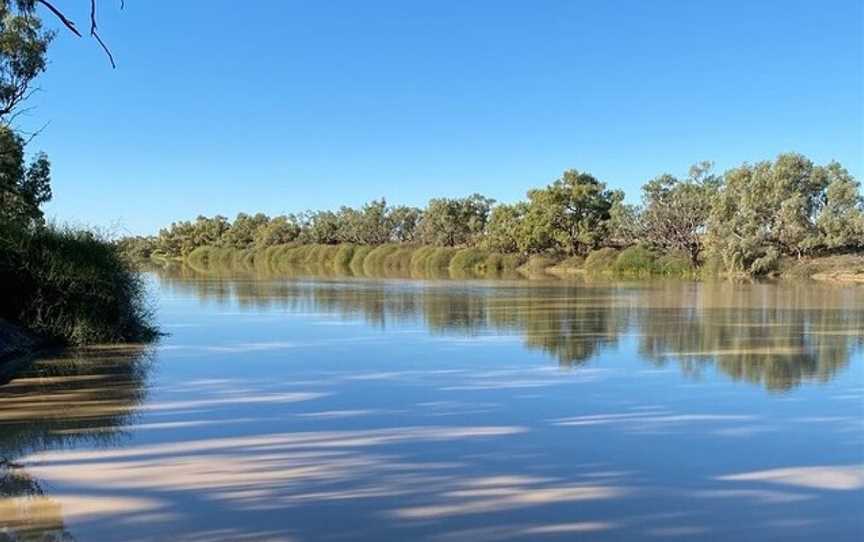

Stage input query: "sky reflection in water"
[{"left": 1, "top": 271, "right": 862, "bottom": 541}]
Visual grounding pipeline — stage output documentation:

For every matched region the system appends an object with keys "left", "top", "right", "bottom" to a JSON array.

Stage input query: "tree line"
[{"left": 125, "top": 153, "right": 863, "bottom": 276}]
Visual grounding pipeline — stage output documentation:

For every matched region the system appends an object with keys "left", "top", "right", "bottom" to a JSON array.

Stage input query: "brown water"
[{"left": 1, "top": 270, "right": 862, "bottom": 541}]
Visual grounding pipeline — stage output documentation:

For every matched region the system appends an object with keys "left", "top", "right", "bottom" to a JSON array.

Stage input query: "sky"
[{"left": 24, "top": 0, "right": 864, "bottom": 235}]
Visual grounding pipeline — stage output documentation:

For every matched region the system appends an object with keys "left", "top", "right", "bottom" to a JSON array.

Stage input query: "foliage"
[
  {"left": 521, "top": 170, "right": 621, "bottom": 256},
  {"left": 483, "top": 202, "right": 527, "bottom": 253},
  {"left": 815, "top": 163, "right": 864, "bottom": 251},
  {"left": 612, "top": 245, "right": 660, "bottom": 275},
  {"left": 707, "top": 153, "right": 864, "bottom": 275},
  {"left": 253, "top": 215, "right": 300, "bottom": 248},
  {"left": 608, "top": 199, "right": 641, "bottom": 248},
  {"left": 583, "top": 248, "right": 620, "bottom": 273},
  {"left": 0, "top": 1, "right": 52, "bottom": 120},
  {"left": 0, "top": 223, "right": 157, "bottom": 344},
  {"left": 333, "top": 244, "right": 356, "bottom": 269},
  {"left": 129, "top": 154, "right": 862, "bottom": 278},
  {"left": 449, "top": 248, "right": 489, "bottom": 275},
  {"left": 419, "top": 193, "right": 494, "bottom": 247},
  {"left": 641, "top": 161, "right": 719, "bottom": 265},
  {"left": 0, "top": 126, "right": 51, "bottom": 226}
]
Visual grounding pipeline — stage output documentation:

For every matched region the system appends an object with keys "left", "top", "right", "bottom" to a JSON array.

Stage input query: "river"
[{"left": 1, "top": 269, "right": 862, "bottom": 541}]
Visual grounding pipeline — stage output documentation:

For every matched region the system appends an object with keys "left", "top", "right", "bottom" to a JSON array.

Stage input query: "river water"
[{"left": 1, "top": 270, "right": 862, "bottom": 541}]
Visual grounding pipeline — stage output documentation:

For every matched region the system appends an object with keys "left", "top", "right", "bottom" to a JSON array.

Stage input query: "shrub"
[
  {"left": 584, "top": 248, "right": 620, "bottom": 274},
  {"left": 0, "top": 224, "right": 158, "bottom": 345},
  {"left": 425, "top": 247, "right": 457, "bottom": 272},
  {"left": 363, "top": 244, "right": 401, "bottom": 274},
  {"left": 409, "top": 246, "right": 437, "bottom": 275},
  {"left": 384, "top": 246, "right": 415, "bottom": 271},
  {"left": 333, "top": 244, "right": 356, "bottom": 270},
  {"left": 519, "top": 255, "right": 557, "bottom": 275},
  {"left": 657, "top": 251, "right": 695, "bottom": 277},
  {"left": 449, "top": 248, "right": 489, "bottom": 275},
  {"left": 612, "top": 245, "right": 659, "bottom": 275},
  {"left": 349, "top": 246, "right": 374, "bottom": 275}
]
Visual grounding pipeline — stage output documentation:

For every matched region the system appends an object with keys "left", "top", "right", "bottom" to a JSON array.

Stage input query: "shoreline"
[
  {"left": 144, "top": 246, "right": 864, "bottom": 285},
  {"left": 0, "top": 320, "right": 48, "bottom": 384}
]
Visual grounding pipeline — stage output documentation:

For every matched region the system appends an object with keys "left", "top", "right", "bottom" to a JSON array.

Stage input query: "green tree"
[
  {"left": 0, "top": 1, "right": 52, "bottom": 119},
  {"left": 815, "top": 162, "right": 864, "bottom": 251},
  {"left": 419, "top": 194, "right": 495, "bottom": 247},
  {"left": 521, "top": 170, "right": 620, "bottom": 255},
  {"left": 706, "top": 153, "right": 860, "bottom": 274},
  {"left": 298, "top": 210, "right": 342, "bottom": 244},
  {"left": 191, "top": 215, "right": 230, "bottom": 247},
  {"left": 253, "top": 215, "right": 300, "bottom": 248},
  {"left": 341, "top": 199, "right": 393, "bottom": 245},
  {"left": 641, "top": 161, "right": 719, "bottom": 265},
  {"left": 0, "top": 126, "right": 50, "bottom": 227},
  {"left": 389, "top": 205, "right": 422, "bottom": 243},
  {"left": 223, "top": 212, "right": 269, "bottom": 249},
  {"left": 483, "top": 202, "right": 527, "bottom": 253},
  {"left": 608, "top": 200, "right": 641, "bottom": 248}
]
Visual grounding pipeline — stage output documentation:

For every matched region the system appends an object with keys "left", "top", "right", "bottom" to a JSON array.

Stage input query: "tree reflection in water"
[
  {"left": 1, "top": 268, "right": 862, "bottom": 540},
  {"left": 156, "top": 265, "right": 864, "bottom": 390}
]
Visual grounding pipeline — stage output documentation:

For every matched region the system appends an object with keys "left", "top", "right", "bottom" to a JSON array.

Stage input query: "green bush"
[
  {"left": 363, "top": 244, "right": 401, "bottom": 274},
  {"left": 657, "top": 252, "right": 695, "bottom": 277},
  {"left": 384, "top": 246, "right": 415, "bottom": 271},
  {"left": 0, "top": 224, "right": 158, "bottom": 345},
  {"left": 584, "top": 248, "right": 620, "bottom": 273},
  {"left": 519, "top": 255, "right": 557, "bottom": 275},
  {"left": 349, "top": 245, "right": 374, "bottom": 275},
  {"left": 409, "top": 246, "right": 437, "bottom": 275},
  {"left": 612, "top": 246, "right": 659, "bottom": 275},
  {"left": 314, "top": 244, "right": 340, "bottom": 267},
  {"left": 425, "top": 247, "right": 457, "bottom": 272},
  {"left": 449, "top": 248, "right": 489, "bottom": 275},
  {"left": 333, "top": 244, "right": 356, "bottom": 270}
]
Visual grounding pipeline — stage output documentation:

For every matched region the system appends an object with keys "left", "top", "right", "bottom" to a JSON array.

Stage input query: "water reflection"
[
  {"left": 157, "top": 267, "right": 864, "bottom": 390},
  {"left": 0, "top": 346, "right": 152, "bottom": 541},
  {"left": 1, "top": 269, "right": 862, "bottom": 541}
]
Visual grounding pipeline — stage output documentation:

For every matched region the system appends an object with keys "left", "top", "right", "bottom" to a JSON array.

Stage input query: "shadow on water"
[
  {"left": 0, "top": 345, "right": 153, "bottom": 541},
  {"left": 1, "top": 266, "right": 862, "bottom": 541}
]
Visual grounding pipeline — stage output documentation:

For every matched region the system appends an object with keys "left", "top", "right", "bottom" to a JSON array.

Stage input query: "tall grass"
[
  {"left": 333, "top": 244, "right": 356, "bottom": 270},
  {"left": 0, "top": 224, "right": 158, "bottom": 345},
  {"left": 349, "top": 246, "right": 374, "bottom": 275},
  {"left": 363, "top": 244, "right": 401, "bottom": 275},
  {"left": 612, "top": 245, "right": 659, "bottom": 276},
  {"left": 449, "top": 248, "right": 489, "bottom": 277},
  {"left": 584, "top": 248, "right": 620, "bottom": 274}
]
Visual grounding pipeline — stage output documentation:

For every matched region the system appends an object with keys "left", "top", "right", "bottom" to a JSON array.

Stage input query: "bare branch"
[
  {"left": 89, "top": 0, "right": 117, "bottom": 68},
  {"left": 37, "top": 0, "right": 117, "bottom": 68},
  {"left": 36, "top": 0, "right": 83, "bottom": 37},
  {"left": 91, "top": 31, "right": 116, "bottom": 68}
]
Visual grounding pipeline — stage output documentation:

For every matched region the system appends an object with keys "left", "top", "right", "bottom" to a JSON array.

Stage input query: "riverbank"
[
  {"left": 150, "top": 243, "right": 864, "bottom": 283},
  {"left": 1, "top": 224, "right": 160, "bottom": 349},
  {"left": 781, "top": 254, "right": 864, "bottom": 284}
]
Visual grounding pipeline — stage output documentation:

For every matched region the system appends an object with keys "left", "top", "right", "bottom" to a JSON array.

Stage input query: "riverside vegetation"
[
  {"left": 0, "top": 1, "right": 157, "bottom": 347},
  {"left": 122, "top": 156, "right": 864, "bottom": 281}
]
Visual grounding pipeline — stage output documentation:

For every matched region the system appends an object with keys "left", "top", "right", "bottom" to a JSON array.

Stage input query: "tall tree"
[
  {"left": 640, "top": 161, "right": 719, "bottom": 265},
  {"left": 706, "top": 153, "right": 859, "bottom": 274},
  {"left": 521, "top": 170, "right": 620, "bottom": 255},
  {"left": 419, "top": 194, "right": 494, "bottom": 247}
]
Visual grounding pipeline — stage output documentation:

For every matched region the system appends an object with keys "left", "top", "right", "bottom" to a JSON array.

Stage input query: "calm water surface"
[{"left": 1, "top": 270, "right": 863, "bottom": 541}]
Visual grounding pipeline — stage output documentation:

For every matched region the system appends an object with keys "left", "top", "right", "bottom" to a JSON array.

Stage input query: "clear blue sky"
[{"left": 25, "top": 0, "right": 864, "bottom": 235}]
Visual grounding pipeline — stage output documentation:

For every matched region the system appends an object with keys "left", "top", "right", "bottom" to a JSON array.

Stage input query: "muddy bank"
[{"left": 781, "top": 254, "right": 864, "bottom": 284}]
